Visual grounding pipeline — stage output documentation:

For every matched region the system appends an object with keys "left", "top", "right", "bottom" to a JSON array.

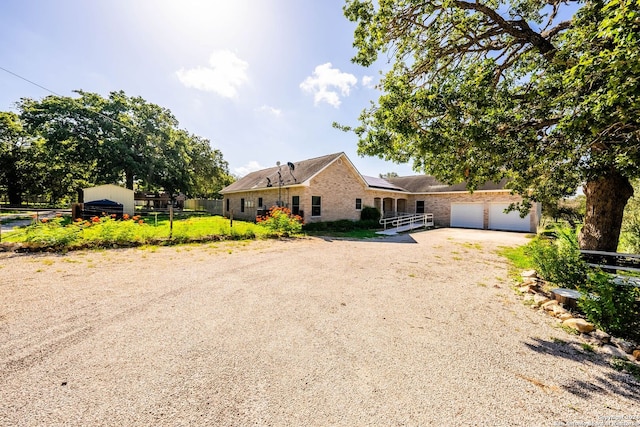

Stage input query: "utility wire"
[
  {"left": 0, "top": 65, "right": 65, "bottom": 97},
  {"left": 0, "top": 65, "right": 146, "bottom": 137}
]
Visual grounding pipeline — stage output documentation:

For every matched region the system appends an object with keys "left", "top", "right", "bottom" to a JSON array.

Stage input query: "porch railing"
[{"left": 379, "top": 212, "right": 434, "bottom": 230}]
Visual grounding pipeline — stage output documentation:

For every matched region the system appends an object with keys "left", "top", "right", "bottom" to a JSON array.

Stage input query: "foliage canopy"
[
  {"left": 1, "top": 91, "right": 234, "bottom": 205},
  {"left": 341, "top": 0, "right": 640, "bottom": 250}
]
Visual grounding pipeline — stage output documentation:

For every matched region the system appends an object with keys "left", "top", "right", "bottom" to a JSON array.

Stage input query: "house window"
[
  {"left": 311, "top": 196, "right": 321, "bottom": 216},
  {"left": 226, "top": 198, "right": 229, "bottom": 212},
  {"left": 355, "top": 198, "right": 362, "bottom": 210},
  {"left": 292, "top": 196, "right": 300, "bottom": 215},
  {"left": 258, "top": 197, "right": 263, "bottom": 208},
  {"left": 416, "top": 200, "right": 425, "bottom": 214},
  {"left": 240, "top": 198, "right": 245, "bottom": 213}
]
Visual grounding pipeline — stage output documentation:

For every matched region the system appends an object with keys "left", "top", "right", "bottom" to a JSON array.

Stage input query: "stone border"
[{"left": 517, "top": 270, "right": 640, "bottom": 363}]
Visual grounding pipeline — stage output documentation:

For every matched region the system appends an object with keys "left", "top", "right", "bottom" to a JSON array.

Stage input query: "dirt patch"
[{"left": 0, "top": 229, "right": 637, "bottom": 425}]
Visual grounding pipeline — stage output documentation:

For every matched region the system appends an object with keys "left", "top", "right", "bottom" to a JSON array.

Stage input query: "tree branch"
[{"left": 452, "top": 0, "right": 558, "bottom": 57}]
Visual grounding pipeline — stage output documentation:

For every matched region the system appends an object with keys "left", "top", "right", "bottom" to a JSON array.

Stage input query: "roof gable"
[{"left": 221, "top": 152, "right": 346, "bottom": 193}]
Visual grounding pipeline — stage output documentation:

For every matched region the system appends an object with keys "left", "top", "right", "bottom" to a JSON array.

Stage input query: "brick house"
[{"left": 220, "top": 152, "right": 540, "bottom": 232}]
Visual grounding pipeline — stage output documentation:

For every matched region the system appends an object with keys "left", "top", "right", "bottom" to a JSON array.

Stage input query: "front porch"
[{"left": 374, "top": 196, "right": 413, "bottom": 218}]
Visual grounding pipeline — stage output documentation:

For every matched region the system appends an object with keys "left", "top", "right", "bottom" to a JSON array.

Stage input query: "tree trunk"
[
  {"left": 6, "top": 167, "right": 23, "bottom": 206},
  {"left": 7, "top": 184, "right": 22, "bottom": 206},
  {"left": 125, "top": 171, "right": 134, "bottom": 190},
  {"left": 578, "top": 171, "right": 633, "bottom": 251}
]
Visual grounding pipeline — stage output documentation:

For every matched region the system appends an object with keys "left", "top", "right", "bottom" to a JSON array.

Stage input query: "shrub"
[
  {"left": 361, "top": 206, "right": 381, "bottom": 221},
  {"left": 302, "top": 221, "right": 328, "bottom": 232},
  {"left": 24, "top": 217, "right": 80, "bottom": 248},
  {"left": 302, "top": 219, "right": 380, "bottom": 233},
  {"left": 256, "top": 206, "right": 303, "bottom": 236},
  {"left": 529, "top": 227, "right": 587, "bottom": 288},
  {"left": 620, "top": 211, "right": 640, "bottom": 253},
  {"left": 619, "top": 179, "right": 640, "bottom": 253},
  {"left": 578, "top": 271, "right": 640, "bottom": 341}
]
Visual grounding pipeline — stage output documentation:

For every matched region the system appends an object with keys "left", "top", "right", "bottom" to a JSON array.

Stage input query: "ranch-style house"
[{"left": 220, "top": 152, "right": 540, "bottom": 233}]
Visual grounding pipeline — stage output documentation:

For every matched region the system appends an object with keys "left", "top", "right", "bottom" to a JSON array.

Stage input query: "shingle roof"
[
  {"left": 221, "top": 152, "right": 344, "bottom": 193},
  {"left": 387, "top": 176, "right": 507, "bottom": 193},
  {"left": 221, "top": 152, "right": 509, "bottom": 194}
]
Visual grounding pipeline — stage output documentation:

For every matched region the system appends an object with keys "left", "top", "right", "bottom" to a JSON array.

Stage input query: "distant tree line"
[{"left": 0, "top": 90, "right": 234, "bottom": 206}]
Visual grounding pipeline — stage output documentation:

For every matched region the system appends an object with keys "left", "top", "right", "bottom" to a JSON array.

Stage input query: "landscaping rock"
[
  {"left": 0, "top": 242, "right": 21, "bottom": 252},
  {"left": 521, "top": 270, "right": 537, "bottom": 279},
  {"left": 541, "top": 300, "right": 559, "bottom": 312},
  {"left": 533, "top": 294, "right": 550, "bottom": 307},
  {"left": 558, "top": 313, "right": 573, "bottom": 321},
  {"left": 616, "top": 340, "right": 636, "bottom": 355},
  {"left": 551, "top": 305, "right": 568, "bottom": 317},
  {"left": 518, "top": 285, "right": 536, "bottom": 294},
  {"left": 590, "top": 329, "right": 611, "bottom": 345},
  {"left": 600, "top": 344, "right": 628, "bottom": 359},
  {"left": 562, "top": 318, "right": 595, "bottom": 333}
]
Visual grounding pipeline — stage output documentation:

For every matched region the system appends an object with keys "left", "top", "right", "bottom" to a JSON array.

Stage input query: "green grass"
[
  {"left": 610, "top": 357, "right": 640, "bottom": 381},
  {"left": 555, "top": 323, "right": 580, "bottom": 335},
  {"left": 2, "top": 215, "right": 279, "bottom": 252},
  {"left": 580, "top": 343, "right": 595, "bottom": 352},
  {"left": 496, "top": 244, "right": 536, "bottom": 270}
]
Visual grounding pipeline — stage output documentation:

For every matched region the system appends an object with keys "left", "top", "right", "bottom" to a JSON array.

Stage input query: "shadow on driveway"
[{"left": 523, "top": 337, "right": 640, "bottom": 401}]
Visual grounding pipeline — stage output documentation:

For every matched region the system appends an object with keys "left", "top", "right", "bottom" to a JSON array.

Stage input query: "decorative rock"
[
  {"left": 580, "top": 333, "right": 597, "bottom": 343},
  {"left": 633, "top": 350, "right": 640, "bottom": 361},
  {"left": 518, "top": 285, "right": 536, "bottom": 294},
  {"left": 542, "top": 300, "right": 559, "bottom": 311},
  {"left": 558, "top": 313, "right": 573, "bottom": 321},
  {"left": 600, "top": 344, "right": 629, "bottom": 359},
  {"left": 533, "top": 294, "right": 550, "bottom": 307},
  {"left": 521, "top": 270, "right": 538, "bottom": 279},
  {"left": 616, "top": 340, "right": 635, "bottom": 355},
  {"left": 551, "top": 305, "right": 569, "bottom": 317},
  {"left": 590, "top": 329, "right": 611, "bottom": 345},
  {"left": 562, "top": 318, "right": 595, "bottom": 333}
]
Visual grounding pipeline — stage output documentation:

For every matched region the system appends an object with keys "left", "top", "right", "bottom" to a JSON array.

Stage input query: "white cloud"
[
  {"left": 234, "top": 160, "right": 266, "bottom": 177},
  {"left": 362, "top": 75, "right": 375, "bottom": 88},
  {"left": 300, "top": 63, "right": 357, "bottom": 108},
  {"left": 256, "top": 105, "right": 282, "bottom": 117},
  {"left": 176, "top": 50, "right": 249, "bottom": 98}
]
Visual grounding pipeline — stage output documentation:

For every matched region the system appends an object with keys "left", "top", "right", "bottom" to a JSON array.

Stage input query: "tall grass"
[{"left": 4, "top": 214, "right": 274, "bottom": 251}]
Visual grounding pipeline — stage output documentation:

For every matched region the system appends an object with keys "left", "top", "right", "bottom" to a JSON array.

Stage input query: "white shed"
[{"left": 83, "top": 184, "right": 135, "bottom": 216}]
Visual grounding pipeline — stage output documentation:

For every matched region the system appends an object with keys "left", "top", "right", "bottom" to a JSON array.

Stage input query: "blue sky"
[{"left": 0, "top": 0, "right": 415, "bottom": 178}]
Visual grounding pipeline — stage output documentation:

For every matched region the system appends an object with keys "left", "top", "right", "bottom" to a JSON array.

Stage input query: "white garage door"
[
  {"left": 450, "top": 203, "right": 484, "bottom": 229},
  {"left": 489, "top": 203, "right": 531, "bottom": 232}
]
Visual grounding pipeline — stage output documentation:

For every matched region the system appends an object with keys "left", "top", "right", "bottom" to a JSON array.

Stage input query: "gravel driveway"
[{"left": 0, "top": 229, "right": 638, "bottom": 426}]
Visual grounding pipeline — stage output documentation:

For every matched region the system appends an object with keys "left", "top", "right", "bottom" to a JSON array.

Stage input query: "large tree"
[
  {"left": 342, "top": 0, "right": 640, "bottom": 250},
  {"left": 0, "top": 112, "right": 29, "bottom": 205},
  {"left": 15, "top": 90, "right": 232, "bottom": 203}
]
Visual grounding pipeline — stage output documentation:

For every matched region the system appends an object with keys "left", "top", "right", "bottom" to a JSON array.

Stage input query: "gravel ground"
[{"left": 0, "top": 228, "right": 638, "bottom": 426}]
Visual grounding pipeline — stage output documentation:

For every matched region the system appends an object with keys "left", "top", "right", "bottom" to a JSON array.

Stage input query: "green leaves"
[
  {"left": 3, "top": 90, "right": 232, "bottom": 204},
  {"left": 342, "top": 0, "right": 640, "bottom": 248}
]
